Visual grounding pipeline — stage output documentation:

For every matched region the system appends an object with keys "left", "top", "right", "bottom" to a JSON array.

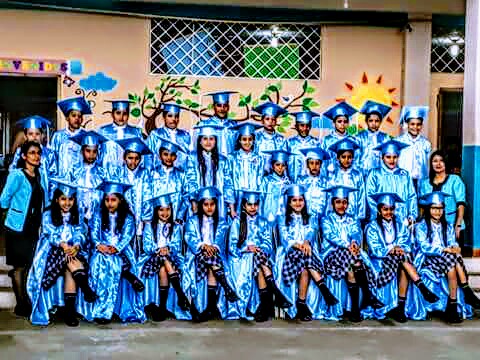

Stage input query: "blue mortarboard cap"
[
  {"left": 196, "top": 186, "right": 222, "bottom": 201},
  {"left": 205, "top": 91, "right": 237, "bottom": 105},
  {"left": 253, "top": 102, "right": 288, "bottom": 118},
  {"left": 194, "top": 124, "right": 225, "bottom": 137},
  {"left": 323, "top": 101, "right": 357, "bottom": 121},
  {"left": 284, "top": 184, "right": 306, "bottom": 197},
  {"left": 262, "top": 149, "right": 293, "bottom": 164},
  {"left": 116, "top": 137, "right": 152, "bottom": 156},
  {"left": 419, "top": 191, "right": 451, "bottom": 206},
  {"left": 98, "top": 181, "right": 133, "bottom": 195},
  {"left": 16, "top": 115, "right": 51, "bottom": 130},
  {"left": 299, "top": 147, "right": 331, "bottom": 161},
  {"left": 328, "top": 137, "right": 360, "bottom": 154},
  {"left": 311, "top": 116, "right": 335, "bottom": 130},
  {"left": 370, "top": 192, "right": 404, "bottom": 207},
  {"left": 323, "top": 185, "right": 358, "bottom": 199},
  {"left": 399, "top": 106, "right": 429, "bottom": 125},
  {"left": 157, "top": 137, "right": 187, "bottom": 154},
  {"left": 57, "top": 96, "right": 92, "bottom": 116},
  {"left": 70, "top": 130, "right": 108, "bottom": 147},
  {"left": 291, "top": 111, "right": 321, "bottom": 124},
  {"left": 231, "top": 121, "right": 263, "bottom": 136},
  {"left": 240, "top": 190, "right": 263, "bottom": 204},
  {"left": 374, "top": 139, "right": 410, "bottom": 155},
  {"left": 162, "top": 103, "right": 182, "bottom": 115},
  {"left": 150, "top": 191, "right": 177, "bottom": 208},
  {"left": 359, "top": 100, "right": 392, "bottom": 119},
  {"left": 105, "top": 100, "right": 133, "bottom": 112},
  {"left": 51, "top": 178, "right": 78, "bottom": 197}
]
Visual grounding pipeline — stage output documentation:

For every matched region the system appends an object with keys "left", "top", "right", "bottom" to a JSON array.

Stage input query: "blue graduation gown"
[
  {"left": 97, "top": 123, "right": 144, "bottom": 168},
  {"left": 255, "top": 129, "right": 287, "bottom": 173},
  {"left": 48, "top": 128, "right": 83, "bottom": 178},
  {"left": 287, "top": 135, "right": 320, "bottom": 182},
  {"left": 195, "top": 117, "right": 237, "bottom": 156},
  {"left": 137, "top": 222, "right": 190, "bottom": 320},
  {"left": 183, "top": 215, "right": 230, "bottom": 316},
  {"left": 320, "top": 132, "right": 361, "bottom": 174},
  {"left": 274, "top": 215, "right": 326, "bottom": 320},
  {"left": 27, "top": 211, "right": 88, "bottom": 325},
  {"left": 396, "top": 133, "right": 432, "bottom": 181},
  {"left": 146, "top": 126, "right": 191, "bottom": 170},
  {"left": 355, "top": 130, "right": 390, "bottom": 176},
  {"left": 78, "top": 212, "right": 145, "bottom": 322},
  {"left": 297, "top": 174, "right": 328, "bottom": 223},
  {"left": 413, "top": 220, "right": 473, "bottom": 320},
  {"left": 260, "top": 173, "right": 291, "bottom": 225},
  {"left": 225, "top": 215, "right": 273, "bottom": 320}
]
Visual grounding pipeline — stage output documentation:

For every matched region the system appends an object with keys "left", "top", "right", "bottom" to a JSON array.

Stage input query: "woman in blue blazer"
[{"left": 0, "top": 141, "right": 49, "bottom": 317}]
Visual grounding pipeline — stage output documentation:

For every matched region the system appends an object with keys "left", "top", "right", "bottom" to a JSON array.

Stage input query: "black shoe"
[
  {"left": 349, "top": 311, "right": 363, "bottom": 323},
  {"left": 364, "top": 294, "right": 384, "bottom": 310},
  {"left": 417, "top": 282, "right": 439, "bottom": 304},
  {"left": 387, "top": 306, "right": 407, "bottom": 323},
  {"left": 318, "top": 283, "right": 339, "bottom": 306},
  {"left": 462, "top": 286, "right": 480, "bottom": 309},
  {"left": 150, "top": 305, "right": 167, "bottom": 322},
  {"left": 83, "top": 289, "right": 98, "bottom": 303},
  {"left": 64, "top": 311, "right": 79, "bottom": 327},
  {"left": 14, "top": 303, "right": 31, "bottom": 318},
  {"left": 254, "top": 303, "right": 269, "bottom": 323},
  {"left": 445, "top": 301, "right": 463, "bottom": 324},
  {"left": 177, "top": 294, "right": 191, "bottom": 312},
  {"left": 94, "top": 318, "right": 112, "bottom": 325},
  {"left": 295, "top": 301, "right": 312, "bottom": 322}
]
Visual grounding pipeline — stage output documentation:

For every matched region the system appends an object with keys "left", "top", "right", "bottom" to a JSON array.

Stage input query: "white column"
[{"left": 462, "top": 0, "right": 480, "bottom": 255}]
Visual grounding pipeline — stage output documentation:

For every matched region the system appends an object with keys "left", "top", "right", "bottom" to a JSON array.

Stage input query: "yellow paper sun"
[{"left": 336, "top": 73, "right": 399, "bottom": 131}]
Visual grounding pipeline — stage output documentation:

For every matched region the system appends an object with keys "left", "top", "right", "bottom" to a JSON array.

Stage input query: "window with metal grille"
[
  {"left": 150, "top": 18, "right": 321, "bottom": 80},
  {"left": 431, "top": 31, "right": 465, "bottom": 73}
]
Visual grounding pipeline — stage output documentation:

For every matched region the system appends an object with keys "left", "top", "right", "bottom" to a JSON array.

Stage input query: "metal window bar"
[
  {"left": 431, "top": 44, "right": 465, "bottom": 73},
  {"left": 150, "top": 18, "right": 321, "bottom": 80}
]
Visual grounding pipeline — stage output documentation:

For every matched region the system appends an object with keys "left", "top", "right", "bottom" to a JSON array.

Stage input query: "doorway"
[{"left": 437, "top": 88, "right": 463, "bottom": 173}]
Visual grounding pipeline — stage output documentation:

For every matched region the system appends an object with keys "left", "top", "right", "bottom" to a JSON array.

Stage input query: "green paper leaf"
[
  {"left": 207, "top": 103, "right": 214, "bottom": 110},
  {"left": 128, "top": 93, "right": 136, "bottom": 101},
  {"left": 267, "top": 85, "right": 278, "bottom": 92},
  {"left": 176, "top": 91, "right": 183, "bottom": 97},
  {"left": 169, "top": 88, "right": 176, "bottom": 95},
  {"left": 228, "top": 112, "right": 236, "bottom": 118},
  {"left": 238, "top": 100, "right": 246, "bottom": 107},
  {"left": 184, "top": 99, "right": 192, "bottom": 106},
  {"left": 147, "top": 92, "right": 155, "bottom": 100},
  {"left": 276, "top": 82, "right": 282, "bottom": 91},
  {"left": 252, "top": 99, "right": 260, "bottom": 108},
  {"left": 302, "top": 98, "right": 313, "bottom": 107},
  {"left": 306, "top": 86, "right": 315, "bottom": 94},
  {"left": 245, "top": 94, "right": 252, "bottom": 104},
  {"left": 260, "top": 94, "right": 269, "bottom": 101},
  {"left": 277, "top": 126, "right": 286, "bottom": 133},
  {"left": 191, "top": 88, "right": 199, "bottom": 95},
  {"left": 190, "top": 102, "right": 200, "bottom": 109},
  {"left": 194, "top": 79, "right": 200, "bottom": 87},
  {"left": 143, "top": 87, "right": 149, "bottom": 97},
  {"left": 130, "top": 108, "right": 141, "bottom": 117},
  {"left": 176, "top": 99, "right": 182, "bottom": 105},
  {"left": 145, "top": 105, "right": 154, "bottom": 110},
  {"left": 302, "top": 80, "right": 308, "bottom": 92}
]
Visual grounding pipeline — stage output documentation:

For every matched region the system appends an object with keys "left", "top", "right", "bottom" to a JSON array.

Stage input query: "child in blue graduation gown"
[
  {"left": 260, "top": 150, "right": 292, "bottom": 225},
  {"left": 98, "top": 100, "right": 144, "bottom": 169},
  {"left": 321, "top": 185, "right": 383, "bottom": 322},
  {"left": 415, "top": 192, "right": 480, "bottom": 323},
  {"left": 227, "top": 121, "right": 265, "bottom": 210},
  {"left": 326, "top": 138, "right": 366, "bottom": 222},
  {"left": 355, "top": 100, "right": 391, "bottom": 176},
  {"left": 183, "top": 187, "right": 239, "bottom": 322},
  {"left": 287, "top": 111, "right": 321, "bottom": 182},
  {"left": 226, "top": 191, "right": 291, "bottom": 322},
  {"left": 79, "top": 182, "right": 145, "bottom": 324},
  {"left": 151, "top": 138, "right": 190, "bottom": 222},
  {"left": 275, "top": 185, "right": 338, "bottom": 321},
  {"left": 146, "top": 103, "right": 191, "bottom": 170},
  {"left": 364, "top": 193, "right": 438, "bottom": 322},
  {"left": 253, "top": 102, "right": 288, "bottom": 172},
  {"left": 320, "top": 102, "right": 359, "bottom": 173},
  {"left": 365, "top": 139, "right": 417, "bottom": 223},
  {"left": 51, "top": 96, "right": 91, "bottom": 177},
  {"left": 185, "top": 124, "right": 235, "bottom": 219},
  {"left": 27, "top": 179, "right": 97, "bottom": 326},
  {"left": 396, "top": 106, "right": 432, "bottom": 189},
  {"left": 138, "top": 193, "right": 191, "bottom": 321},
  {"left": 297, "top": 147, "right": 331, "bottom": 224}
]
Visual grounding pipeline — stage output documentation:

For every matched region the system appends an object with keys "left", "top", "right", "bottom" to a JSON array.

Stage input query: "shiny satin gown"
[
  {"left": 260, "top": 173, "right": 291, "bottom": 225},
  {"left": 396, "top": 133, "right": 432, "bottom": 182},
  {"left": 355, "top": 130, "right": 390, "bottom": 176},
  {"left": 146, "top": 126, "right": 191, "bottom": 170},
  {"left": 48, "top": 128, "right": 83, "bottom": 178},
  {"left": 287, "top": 135, "right": 320, "bottom": 182},
  {"left": 27, "top": 211, "right": 87, "bottom": 325},
  {"left": 98, "top": 123, "right": 144, "bottom": 169}
]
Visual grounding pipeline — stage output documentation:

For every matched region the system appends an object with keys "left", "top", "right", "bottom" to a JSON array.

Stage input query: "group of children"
[{"left": 1, "top": 90, "right": 478, "bottom": 327}]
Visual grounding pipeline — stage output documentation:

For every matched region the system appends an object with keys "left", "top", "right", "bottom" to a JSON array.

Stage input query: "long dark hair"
[
  {"left": 16, "top": 141, "right": 42, "bottom": 173},
  {"left": 49, "top": 188, "right": 80, "bottom": 227},
  {"left": 196, "top": 136, "right": 219, "bottom": 186},
  {"left": 285, "top": 195, "right": 310, "bottom": 226},
  {"left": 101, "top": 193, "right": 133, "bottom": 233},
  {"left": 429, "top": 150, "right": 450, "bottom": 185},
  {"left": 375, "top": 203, "right": 397, "bottom": 240},
  {"left": 197, "top": 198, "right": 219, "bottom": 240},
  {"left": 424, "top": 204, "right": 448, "bottom": 244},
  {"left": 234, "top": 133, "right": 256, "bottom": 151},
  {"left": 237, "top": 198, "right": 259, "bottom": 249},
  {"left": 152, "top": 204, "right": 174, "bottom": 240}
]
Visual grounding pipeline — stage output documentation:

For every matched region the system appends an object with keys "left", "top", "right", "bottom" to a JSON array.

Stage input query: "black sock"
[
  {"left": 64, "top": 293, "right": 77, "bottom": 306},
  {"left": 122, "top": 270, "right": 139, "bottom": 284},
  {"left": 398, "top": 296, "right": 406, "bottom": 307},
  {"left": 460, "top": 282, "right": 469, "bottom": 288},
  {"left": 297, "top": 298, "right": 306, "bottom": 304},
  {"left": 413, "top": 279, "right": 423, "bottom": 287},
  {"left": 448, "top": 297, "right": 458, "bottom": 304},
  {"left": 159, "top": 286, "right": 169, "bottom": 311},
  {"left": 316, "top": 279, "right": 325, "bottom": 287}
]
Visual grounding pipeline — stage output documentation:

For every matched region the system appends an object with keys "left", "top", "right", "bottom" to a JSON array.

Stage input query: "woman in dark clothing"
[{"left": 0, "top": 141, "right": 48, "bottom": 317}]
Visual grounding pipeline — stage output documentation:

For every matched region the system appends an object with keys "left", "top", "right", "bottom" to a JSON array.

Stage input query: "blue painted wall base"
[{"left": 462, "top": 145, "right": 480, "bottom": 255}]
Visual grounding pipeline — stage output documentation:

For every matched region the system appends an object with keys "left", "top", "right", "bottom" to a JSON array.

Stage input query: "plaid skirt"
[
  {"left": 196, "top": 252, "right": 224, "bottom": 279},
  {"left": 376, "top": 253, "right": 413, "bottom": 288},
  {"left": 324, "top": 248, "right": 376, "bottom": 289},
  {"left": 252, "top": 250, "right": 272, "bottom": 278},
  {"left": 423, "top": 253, "right": 467, "bottom": 279},
  {"left": 282, "top": 248, "right": 324, "bottom": 285},
  {"left": 141, "top": 252, "right": 180, "bottom": 278},
  {"left": 41, "top": 246, "right": 87, "bottom": 290}
]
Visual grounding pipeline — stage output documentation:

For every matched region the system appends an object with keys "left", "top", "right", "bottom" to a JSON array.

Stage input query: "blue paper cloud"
[
  {"left": 69, "top": 60, "right": 83, "bottom": 75},
  {"left": 79, "top": 72, "right": 117, "bottom": 92}
]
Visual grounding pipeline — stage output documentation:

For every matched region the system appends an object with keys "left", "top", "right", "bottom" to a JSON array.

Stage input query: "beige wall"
[
  {"left": 428, "top": 73, "right": 464, "bottom": 149},
  {"left": 1, "top": 9, "right": 404, "bottom": 136}
]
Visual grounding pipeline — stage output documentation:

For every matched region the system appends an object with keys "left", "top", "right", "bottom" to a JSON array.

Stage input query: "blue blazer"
[{"left": 0, "top": 169, "right": 48, "bottom": 232}]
